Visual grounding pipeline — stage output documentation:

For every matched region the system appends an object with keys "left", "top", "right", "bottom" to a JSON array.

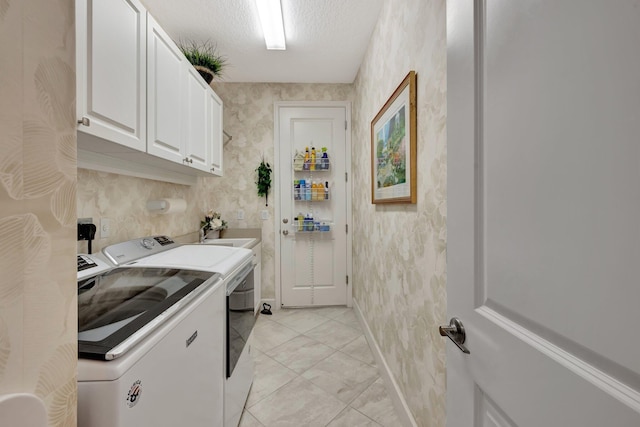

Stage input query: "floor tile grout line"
[
  {"left": 340, "top": 374, "right": 381, "bottom": 406},
  {"left": 259, "top": 331, "right": 303, "bottom": 355},
  {"left": 347, "top": 405, "right": 384, "bottom": 427},
  {"left": 245, "top": 347, "right": 301, "bottom": 409},
  {"left": 268, "top": 346, "right": 340, "bottom": 377},
  {"left": 273, "top": 316, "right": 332, "bottom": 334},
  {"left": 337, "top": 342, "right": 378, "bottom": 367},
  {"left": 242, "top": 407, "right": 266, "bottom": 427}
]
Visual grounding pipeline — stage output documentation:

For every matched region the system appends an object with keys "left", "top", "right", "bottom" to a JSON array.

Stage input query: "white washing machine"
[
  {"left": 113, "top": 241, "right": 256, "bottom": 427},
  {"left": 77, "top": 236, "right": 252, "bottom": 427}
]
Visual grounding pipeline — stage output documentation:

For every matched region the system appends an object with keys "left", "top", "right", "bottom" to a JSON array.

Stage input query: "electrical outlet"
[
  {"left": 237, "top": 209, "right": 245, "bottom": 220},
  {"left": 260, "top": 210, "right": 269, "bottom": 220},
  {"left": 100, "top": 218, "right": 111, "bottom": 238},
  {"left": 78, "top": 217, "right": 93, "bottom": 224}
]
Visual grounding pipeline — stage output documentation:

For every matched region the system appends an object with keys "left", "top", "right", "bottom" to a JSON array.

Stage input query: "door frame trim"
[{"left": 273, "top": 101, "right": 353, "bottom": 309}]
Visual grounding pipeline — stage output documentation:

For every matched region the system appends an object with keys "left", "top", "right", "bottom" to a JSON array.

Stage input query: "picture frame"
[{"left": 371, "top": 71, "right": 417, "bottom": 204}]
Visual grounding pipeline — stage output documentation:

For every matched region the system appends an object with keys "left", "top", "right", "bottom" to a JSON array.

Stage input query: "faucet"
[{"left": 199, "top": 225, "right": 208, "bottom": 243}]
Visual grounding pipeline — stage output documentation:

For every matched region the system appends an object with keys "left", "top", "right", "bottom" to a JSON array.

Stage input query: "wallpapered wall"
[
  {"left": 351, "top": 0, "right": 447, "bottom": 425},
  {"left": 77, "top": 83, "right": 353, "bottom": 301},
  {"left": 0, "top": 0, "right": 78, "bottom": 425}
]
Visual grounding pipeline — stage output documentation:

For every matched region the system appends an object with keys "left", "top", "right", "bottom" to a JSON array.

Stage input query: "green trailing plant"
[
  {"left": 255, "top": 158, "right": 272, "bottom": 206},
  {"left": 178, "top": 39, "right": 227, "bottom": 83}
]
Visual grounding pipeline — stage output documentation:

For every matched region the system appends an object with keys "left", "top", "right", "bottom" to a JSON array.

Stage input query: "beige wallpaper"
[
  {"left": 77, "top": 83, "right": 353, "bottom": 301},
  {"left": 0, "top": 0, "right": 78, "bottom": 425},
  {"left": 351, "top": 0, "right": 447, "bottom": 425},
  {"left": 76, "top": 169, "right": 201, "bottom": 252}
]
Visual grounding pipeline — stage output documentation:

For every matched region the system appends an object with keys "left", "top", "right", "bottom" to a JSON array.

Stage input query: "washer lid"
[
  {"left": 78, "top": 267, "right": 219, "bottom": 360},
  {"left": 131, "top": 244, "right": 252, "bottom": 278}
]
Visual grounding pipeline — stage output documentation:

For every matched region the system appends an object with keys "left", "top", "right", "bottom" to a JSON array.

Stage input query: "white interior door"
[
  {"left": 277, "top": 103, "right": 351, "bottom": 307},
  {"left": 447, "top": 1, "right": 640, "bottom": 426}
]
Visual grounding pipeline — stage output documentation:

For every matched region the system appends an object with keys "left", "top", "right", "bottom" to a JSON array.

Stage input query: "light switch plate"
[
  {"left": 100, "top": 218, "right": 111, "bottom": 238},
  {"left": 260, "top": 210, "right": 269, "bottom": 220},
  {"left": 237, "top": 209, "right": 245, "bottom": 220}
]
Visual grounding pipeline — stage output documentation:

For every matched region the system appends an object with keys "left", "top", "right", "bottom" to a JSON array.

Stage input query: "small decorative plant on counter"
[
  {"left": 179, "top": 39, "right": 227, "bottom": 84},
  {"left": 255, "top": 157, "right": 272, "bottom": 207},
  {"left": 200, "top": 210, "right": 227, "bottom": 237}
]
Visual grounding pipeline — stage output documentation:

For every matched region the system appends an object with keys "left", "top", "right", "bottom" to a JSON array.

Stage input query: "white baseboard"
[{"left": 353, "top": 299, "right": 418, "bottom": 427}]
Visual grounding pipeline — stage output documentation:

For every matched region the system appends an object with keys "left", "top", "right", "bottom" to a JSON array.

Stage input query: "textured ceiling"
[{"left": 141, "top": 0, "right": 384, "bottom": 83}]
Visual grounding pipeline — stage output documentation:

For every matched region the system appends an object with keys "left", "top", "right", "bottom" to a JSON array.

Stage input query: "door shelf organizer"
[
  {"left": 293, "top": 220, "right": 332, "bottom": 233},
  {"left": 293, "top": 186, "right": 330, "bottom": 201},
  {"left": 293, "top": 157, "right": 330, "bottom": 172},
  {"left": 292, "top": 150, "right": 333, "bottom": 234}
]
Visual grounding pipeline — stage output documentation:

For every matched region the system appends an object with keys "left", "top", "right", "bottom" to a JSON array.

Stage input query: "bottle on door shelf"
[
  {"left": 294, "top": 180, "right": 300, "bottom": 200},
  {"left": 310, "top": 147, "right": 316, "bottom": 171},
  {"left": 294, "top": 150, "right": 304, "bottom": 171},
  {"left": 321, "top": 147, "right": 329, "bottom": 170},
  {"left": 305, "top": 180, "right": 311, "bottom": 201},
  {"left": 312, "top": 181, "right": 320, "bottom": 200},
  {"left": 303, "top": 147, "right": 310, "bottom": 171},
  {"left": 324, "top": 181, "right": 329, "bottom": 200},
  {"left": 304, "top": 213, "right": 314, "bottom": 231},
  {"left": 297, "top": 213, "right": 304, "bottom": 231}
]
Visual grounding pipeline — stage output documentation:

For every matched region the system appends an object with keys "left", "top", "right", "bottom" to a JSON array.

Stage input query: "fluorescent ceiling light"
[{"left": 256, "top": 0, "right": 286, "bottom": 50}]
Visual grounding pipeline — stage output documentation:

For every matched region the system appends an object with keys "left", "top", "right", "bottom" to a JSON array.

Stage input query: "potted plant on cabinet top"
[{"left": 179, "top": 39, "right": 227, "bottom": 84}]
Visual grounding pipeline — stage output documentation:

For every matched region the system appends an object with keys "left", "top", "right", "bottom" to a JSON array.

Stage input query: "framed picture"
[{"left": 371, "top": 71, "right": 417, "bottom": 204}]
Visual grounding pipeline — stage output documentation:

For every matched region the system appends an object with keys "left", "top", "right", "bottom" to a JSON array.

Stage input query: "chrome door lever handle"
[{"left": 439, "top": 317, "right": 470, "bottom": 354}]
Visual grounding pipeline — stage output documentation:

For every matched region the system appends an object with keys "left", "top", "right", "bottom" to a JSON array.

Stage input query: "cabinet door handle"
[{"left": 77, "top": 117, "right": 90, "bottom": 126}]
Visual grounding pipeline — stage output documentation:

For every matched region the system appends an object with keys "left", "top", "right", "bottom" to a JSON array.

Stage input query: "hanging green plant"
[{"left": 255, "top": 158, "right": 272, "bottom": 206}]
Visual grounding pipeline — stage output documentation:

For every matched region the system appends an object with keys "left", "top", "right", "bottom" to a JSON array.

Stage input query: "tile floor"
[{"left": 239, "top": 306, "right": 402, "bottom": 427}]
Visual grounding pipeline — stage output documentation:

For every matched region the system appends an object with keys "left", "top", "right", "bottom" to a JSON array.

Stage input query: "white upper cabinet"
[
  {"left": 208, "top": 89, "right": 224, "bottom": 176},
  {"left": 184, "top": 67, "right": 211, "bottom": 172},
  {"left": 76, "top": 0, "right": 225, "bottom": 181},
  {"left": 76, "top": 0, "right": 147, "bottom": 152},
  {"left": 146, "top": 15, "right": 186, "bottom": 164}
]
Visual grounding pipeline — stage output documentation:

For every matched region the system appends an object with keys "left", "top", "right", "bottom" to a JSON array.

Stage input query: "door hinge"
[
  {"left": 345, "top": 224, "right": 348, "bottom": 233},
  {"left": 345, "top": 120, "right": 347, "bottom": 130},
  {"left": 345, "top": 172, "right": 348, "bottom": 182},
  {"left": 346, "top": 275, "right": 349, "bottom": 285}
]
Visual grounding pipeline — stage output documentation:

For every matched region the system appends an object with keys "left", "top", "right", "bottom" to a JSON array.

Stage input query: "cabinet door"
[
  {"left": 208, "top": 90, "right": 224, "bottom": 176},
  {"left": 76, "top": 0, "right": 146, "bottom": 151},
  {"left": 184, "top": 67, "right": 210, "bottom": 172},
  {"left": 147, "top": 14, "right": 185, "bottom": 164}
]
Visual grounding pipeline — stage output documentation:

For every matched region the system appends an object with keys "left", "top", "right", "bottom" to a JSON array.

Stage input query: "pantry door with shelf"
[{"left": 276, "top": 102, "right": 351, "bottom": 307}]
